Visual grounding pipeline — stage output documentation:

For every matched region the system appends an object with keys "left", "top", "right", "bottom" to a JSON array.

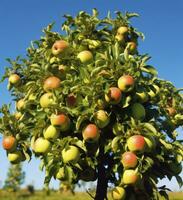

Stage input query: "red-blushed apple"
[
  {"left": 34, "top": 137, "right": 51, "bottom": 154},
  {"left": 16, "top": 99, "right": 25, "bottom": 111},
  {"left": 82, "top": 124, "right": 100, "bottom": 143},
  {"left": 122, "top": 169, "right": 139, "bottom": 185},
  {"left": 50, "top": 114, "right": 70, "bottom": 131},
  {"left": 56, "top": 167, "right": 68, "bottom": 181},
  {"left": 111, "top": 186, "right": 126, "bottom": 200},
  {"left": 117, "top": 75, "right": 135, "bottom": 92},
  {"left": 131, "top": 103, "right": 146, "bottom": 120},
  {"left": 77, "top": 50, "right": 93, "bottom": 63},
  {"left": 43, "top": 125, "right": 59, "bottom": 139},
  {"left": 105, "top": 87, "right": 122, "bottom": 104},
  {"left": 94, "top": 110, "right": 110, "bottom": 128},
  {"left": 8, "top": 151, "right": 23, "bottom": 164},
  {"left": 127, "top": 41, "right": 137, "bottom": 53},
  {"left": 144, "top": 136, "right": 156, "bottom": 153},
  {"left": 62, "top": 145, "right": 80, "bottom": 164},
  {"left": 9, "top": 74, "right": 21, "bottom": 85},
  {"left": 43, "top": 76, "right": 61, "bottom": 91},
  {"left": 127, "top": 135, "right": 146, "bottom": 152},
  {"left": 166, "top": 107, "right": 176, "bottom": 116},
  {"left": 121, "top": 151, "right": 138, "bottom": 169},
  {"left": 40, "top": 92, "right": 55, "bottom": 108},
  {"left": 2, "top": 136, "right": 17, "bottom": 152},
  {"left": 51, "top": 40, "right": 69, "bottom": 55}
]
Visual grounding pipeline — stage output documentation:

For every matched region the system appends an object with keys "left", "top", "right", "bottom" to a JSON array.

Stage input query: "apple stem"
[{"left": 94, "top": 142, "right": 108, "bottom": 200}]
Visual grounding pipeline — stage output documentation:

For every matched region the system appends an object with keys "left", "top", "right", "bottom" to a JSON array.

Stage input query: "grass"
[{"left": 0, "top": 190, "right": 182, "bottom": 200}]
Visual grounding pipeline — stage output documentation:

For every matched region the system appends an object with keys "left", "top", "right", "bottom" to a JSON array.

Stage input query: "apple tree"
[{"left": 0, "top": 9, "right": 183, "bottom": 200}]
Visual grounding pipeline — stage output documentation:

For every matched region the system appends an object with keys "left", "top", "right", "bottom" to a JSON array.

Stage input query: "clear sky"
[{"left": 0, "top": 0, "right": 182, "bottom": 190}]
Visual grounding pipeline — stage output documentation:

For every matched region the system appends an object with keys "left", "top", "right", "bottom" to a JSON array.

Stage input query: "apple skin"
[
  {"left": 82, "top": 124, "right": 100, "bottom": 143},
  {"left": 34, "top": 137, "right": 51, "bottom": 154},
  {"left": 118, "top": 75, "right": 135, "bottom": 92},
  {"left": 166, "top": 107, "right": 176, "bottom": 116},
  {"left": 62, "top": 145, "right": 80, "bottom": 164},
  {"left": 50, "top": 114, "right": 70, "bottom": 131},
  {"left": 8, "top": 151, "right": 23, "bottom": 164},
  {"left": 56, "top": 167, "right": 68, "bottom": 181},
  {"left": 122, "top": 169, "right": 139, "bottom": 185},
  {"left": 121, "top": 151, "right": 138, "bottom": 169},
  {"left": 131, "top": 103, "right": 146, "bottom": 120},
  {"left": 105, "top": 87, "right": 122, "bottom": 105},
  {"left": 127, "top": 135, "right": 146, "bottom": 153},
  {"left": 127, "top": 42, "right": 137, "bottom": 53},
  {"left": 144, "top": 136, "right": 156, "bottom": 153},
  {"left": 43, "top": 125, "right": 59, "bottom": 139},
  {"left": 117, "top": 26, "right": 128, "bottom": 35},
  {"left": 51, "top": 40, "right": 69, "bottom": 55},
  {"left": 2, "top": 136, "right": 17, "bottom": 152},
  {"left": 9, "top": 74, "right": 21, "bottom": 85},
  {"left": 16, "top": 99, "right": 25, "bottom": 111},
  {"left": 40, "top": 93, "right": 55, "bottom": 108},
  {"left": 43, "top": 76, "right": 61, "bottom": 91},
  {"left": 14, "top": 112, "right": 22, "bottom": 120},
  {"left": 111, "top": 186, "right": 126, "bottom": 200},
  {"left": 94, "top": 110, "right": 110, "bottom": 128},
  {"left": 77, "top": 50, "right": 93, "bottom": 63}
]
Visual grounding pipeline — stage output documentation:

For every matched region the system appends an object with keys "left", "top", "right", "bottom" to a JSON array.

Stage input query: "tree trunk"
[{"left": 94, "top": 144, "right": 108, "bottom": 200}]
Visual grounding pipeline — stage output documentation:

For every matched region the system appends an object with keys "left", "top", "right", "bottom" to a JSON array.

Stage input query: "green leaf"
[
  {"left": 141, "top": 65, "right": 158, "bottom": 76},
  {"left": 143, "top": 123, "right": 157, "bottom": 134}
]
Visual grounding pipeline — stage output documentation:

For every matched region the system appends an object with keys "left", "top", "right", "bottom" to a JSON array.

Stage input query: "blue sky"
[{"left": 0, "top": 0, "right": 182, "bottom": 190}]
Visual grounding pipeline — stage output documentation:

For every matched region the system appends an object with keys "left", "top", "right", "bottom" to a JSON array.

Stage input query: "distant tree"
[{"left": 4, "top": 163, "right": 25, "bottom": 192}]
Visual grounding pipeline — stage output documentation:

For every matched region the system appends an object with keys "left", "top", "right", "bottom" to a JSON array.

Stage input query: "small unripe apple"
[
  {"left": 34, "top": 137, "right": 51, "bottom": 154},
  {"left": 117, "top": 26, "right": 128, "bottom": 35},
  {"left": 43, "top": 125, "right": 59, "bottom": 139},
  {"left": 121, "top": 151, "right": 138, "bottom": 169},
  {"left": 77, "top": 50, "right": 93, "bottom": 63},
  {"left": 16, "top": 99, "right": 26, "bottom": 111},
  {"left": 43, "top": 76, "right": 61, "bottom": 91},
  {"left": 40, "top": 93, "right": 55, "bottom": 108},
  {"left": 56, "top": 167, "right": 68, "bottom": 180},
  {"left": 9, "top": 74, "right": 21, "bottom": 85},
  {"left": 118, "top": 75, "right": 135, "bottom": 92},
  {"left": 2, "top": 136, "right": 17, "bottom": 152},
  {"left": 111, "top": 186, "right": 126, "bottom": 200},
  {"left": 127, "top": 135, "right": 146, "bottom": 152},
  {"left": 105, "top": 87, "right": 122, "bottom": 104},
  {"left": 94, "top": 110, "right": 110, "bottom": 128},
  {"left": 131, "top": 103, "right": 146, "bottom": 120},
  {"left": 82, "top": 124, "right": 100, "bottom": 143},
  {"left": 122, "top": 169, "right": 139, "bottom": 185},
  {"left": 50, "top": 114, "right": 70, "bottom": 131},
  {"left": 144, "top": 136, "right": 156, "bottom": 152},
  {"left": 52, "top": 40, "right": 69, "bottom": 55},
  {"left": 62, "top": 145, "right": 80, "bottom": 164},
  {"left": 8, "top": 151, "right": 23, "bottom": 164}
]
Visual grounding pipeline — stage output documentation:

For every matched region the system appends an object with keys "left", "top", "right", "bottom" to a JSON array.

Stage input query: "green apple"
[
  {"left": 94, "top": 110, "right": 110, "bottom": 128},
  {"left": 8, "top": 151, "right": 23, "bottom": 164},
  {"left": 122, "top": 169, "right": 139, "bottom": 185},
  {"left": 131, "top": 103, "right": 146, "bottom": 120},
  {"left": 62, "top": 145, "right": 80, "bottom": 164},
  {"left": 40, "top": 93, "right": 55, "bottom": 108},
  {"left": 34, "top": 137, "right": 51, "bottom": 154},
  {"left": 43, "top": 125, "right": 59, "bottom": 139},
  {"left": 111, "top": 186, "right": 126, "bottom": 200},
  {"left": 77, "top": 50, "right": 93, "bottom": 63}
]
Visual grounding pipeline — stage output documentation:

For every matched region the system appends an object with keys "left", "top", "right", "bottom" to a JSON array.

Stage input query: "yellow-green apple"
[
  {"left": 52, "top": 40, "right": 69, "bottom": 55},
  {"left": 135, "top": 87, "right": 149, "bottom": 103},
  {"left": 131, "top": 103, "right": 146, "bottom": 120},
  {"left": 43, "top": 76, "right": 61, "bottom": 91},
  {"left": 121, "top": 151, "right": 138, "bottom": 169},
  {"left": 144, "top": 136, "right": 156, "bottom": 152},
  {"left": 166, "top": 107, "right": 176, "bottom": 116},
  {"left": 43, "top": 125, "right": 59, "bottom": 139},
  {"left": 16, "top": 99, "right": 25, "bottom": 111},
  {"left": 40, "top": 93, "right": 55, "bottom": 108},
  {"left": 117, "top": 26, "right": 129, "bottom": 35},
  {"left": 56, "top": 167, "right": 68, "bottom": 180},
  {"left": 8, "top": 151, "right": 23, "bottom": 164},
  {"left": 62, "top": 145, "right": 80, "bottom": 164},
  {"left": 127, "top": 135, "right": 146, "bottom": 152},
  {"left": 118, "top": 75, "right": 135, "bottom": 92},
  {"left": 122, "top": 169, "right": 139, "bottom": 185},
  {"left": 34, "top": 137, "right": 51, "bottom": 153},
  {"left": 2, "top": 136, "right": 17, "bottom": 152},
  {"left": 82, "top": 124, "right": 100, "bottom": 143},
  {"left": 115, "top": 34, "right": 126, "bottom": 43},
  {"left": 111, "top": 186, "right": 126, "bottom": 200},
  {"left": 9, "top": 74, "right": 21, "bottom": 85},
  {"left": 94, "top": 110, "right": 110, "bottom": 128},
  {"left": 14, "top": 112, "right": 22, "bottom": 120},
  {"left": 77, "top": 50, "right": 93, "bottom": 63},
  {"left": 50, "top": 114, "right": 70, "bottom": 131},
  {"left": 105, "top": 87, "right": 122, "bottom": 104}
]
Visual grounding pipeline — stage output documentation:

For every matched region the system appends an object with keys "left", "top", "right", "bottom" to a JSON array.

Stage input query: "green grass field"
[{"left": 0, "top": 190, "right": 182, "bottom": 200}]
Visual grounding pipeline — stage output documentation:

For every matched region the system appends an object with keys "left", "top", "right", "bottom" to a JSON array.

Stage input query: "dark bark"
[{"left": 94, "top": 143, "right": 108, "bottom": 200}]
